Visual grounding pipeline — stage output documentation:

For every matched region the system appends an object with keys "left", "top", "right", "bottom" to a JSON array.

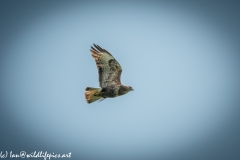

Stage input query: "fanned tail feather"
[{"left": 84, "top": 87, "right": 102, "bottom": 104}]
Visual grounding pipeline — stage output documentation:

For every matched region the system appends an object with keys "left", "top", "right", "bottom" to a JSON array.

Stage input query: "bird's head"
[{"left": 128, "top": 86, "right": 134, "bottom": 91}]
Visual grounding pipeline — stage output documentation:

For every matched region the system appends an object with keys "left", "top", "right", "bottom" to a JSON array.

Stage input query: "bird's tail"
[{"left": 84, "top": 87, "right": 102, "bottom": 104}]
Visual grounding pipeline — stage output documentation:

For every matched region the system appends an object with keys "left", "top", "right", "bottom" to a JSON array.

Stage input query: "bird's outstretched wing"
[{"left": 90, "top": 44, "right": 122, "bottom": 88}]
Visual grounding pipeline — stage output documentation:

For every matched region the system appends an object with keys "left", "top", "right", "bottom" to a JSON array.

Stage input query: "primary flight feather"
[{"left": 84, "top": 44, "right": 133, "bottom": 104}]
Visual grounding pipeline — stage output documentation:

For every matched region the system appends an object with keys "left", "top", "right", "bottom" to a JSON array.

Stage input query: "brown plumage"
[{"left": 84, "top": 44, "right": 133, "bottom": 104}]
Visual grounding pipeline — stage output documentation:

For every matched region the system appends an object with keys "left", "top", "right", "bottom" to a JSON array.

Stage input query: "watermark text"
[{"left": 0, "top": 151, "right": 71, "bottom": 160}]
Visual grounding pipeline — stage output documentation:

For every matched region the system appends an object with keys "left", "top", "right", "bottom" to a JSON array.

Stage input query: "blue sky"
[{"left": 1, "top": 1, "right": 240, "bottom": 160}]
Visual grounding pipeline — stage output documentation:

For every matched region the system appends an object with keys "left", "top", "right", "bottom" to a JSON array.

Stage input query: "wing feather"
[{"left": 90, "top": 44, "right": 122, "bottom": 87}]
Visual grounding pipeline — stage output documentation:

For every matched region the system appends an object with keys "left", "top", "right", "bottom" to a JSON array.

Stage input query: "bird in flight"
[{"left": 84, "top": 44, "right": 133, "bottom": 104}]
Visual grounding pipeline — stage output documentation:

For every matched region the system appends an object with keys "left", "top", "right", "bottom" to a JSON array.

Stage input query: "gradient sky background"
[{"left": 0, "top": 1, "right": 240, "bottom": 160}]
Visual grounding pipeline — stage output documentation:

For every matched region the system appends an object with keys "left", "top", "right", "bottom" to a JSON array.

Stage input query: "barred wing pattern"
[{"left": 90, "top": 44, "right": 122, "bottom": 88}]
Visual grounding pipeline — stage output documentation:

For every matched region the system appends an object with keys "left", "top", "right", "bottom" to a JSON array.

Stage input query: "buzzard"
[{"left": 84, "top": 44, "right": 133, "bottom": 104}]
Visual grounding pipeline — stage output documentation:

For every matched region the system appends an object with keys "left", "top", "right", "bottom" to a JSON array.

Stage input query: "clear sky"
[{"left": 1, "top": 1, "right": 240, "bottom": 160}]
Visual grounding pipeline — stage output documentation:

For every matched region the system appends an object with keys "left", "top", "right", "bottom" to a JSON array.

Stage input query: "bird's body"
[
  {"left": 100, "top": 84, "right": 131, "bottom": 98},
  {"left": 84, "top": 44, "right": 133, "bottom": 104}
]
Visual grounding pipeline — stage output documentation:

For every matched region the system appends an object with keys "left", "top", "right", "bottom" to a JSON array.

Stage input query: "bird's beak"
[{"left": 132, "top": 88, "right": 134, "bottom": 91}]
